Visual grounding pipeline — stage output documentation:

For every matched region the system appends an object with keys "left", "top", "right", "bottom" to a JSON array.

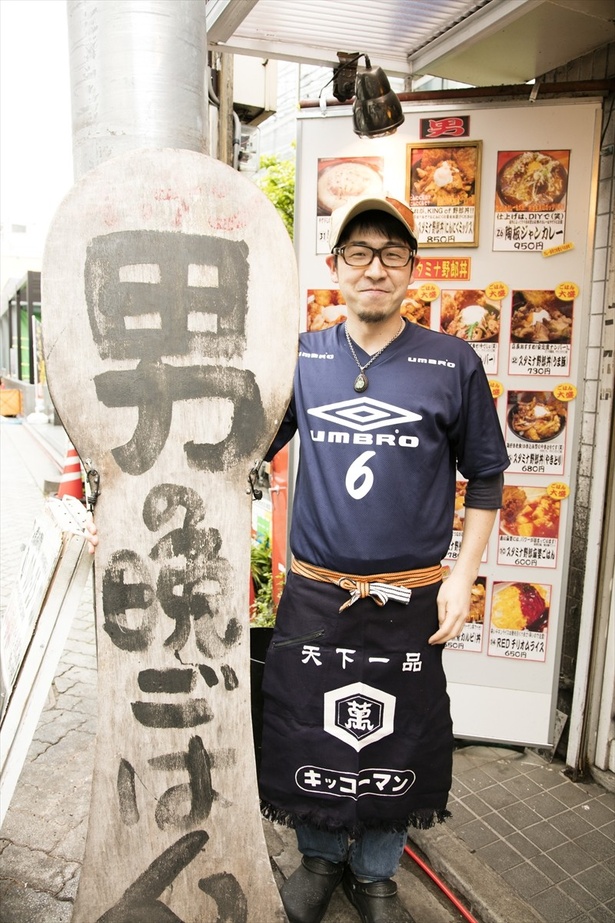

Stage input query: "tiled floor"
[{"left": 445, "top": 746, "right": 615, "bottom": 922}]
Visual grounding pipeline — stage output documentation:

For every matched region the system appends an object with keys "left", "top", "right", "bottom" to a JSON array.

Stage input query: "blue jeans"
[{"left": 296, "top": 823, "right": 407, "bottom": 882}]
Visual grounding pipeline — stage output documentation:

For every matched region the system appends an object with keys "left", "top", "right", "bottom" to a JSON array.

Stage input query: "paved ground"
[{"left": 0, "top": 417, "right": 614, "bottom": 923}]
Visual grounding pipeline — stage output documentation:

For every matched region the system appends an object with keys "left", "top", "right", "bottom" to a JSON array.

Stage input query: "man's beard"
[{"left": 356, "top": 308, "right": 391, "bottom": 324}]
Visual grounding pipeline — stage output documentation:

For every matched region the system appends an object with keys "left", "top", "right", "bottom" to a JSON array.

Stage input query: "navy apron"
[{"left": 259, "top": 571, "right": 453, "bottom": 836}]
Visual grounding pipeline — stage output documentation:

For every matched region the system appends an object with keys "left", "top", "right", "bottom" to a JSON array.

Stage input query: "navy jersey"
[{"left": 269, "top": 320, "right": 510, "bottom": 573}]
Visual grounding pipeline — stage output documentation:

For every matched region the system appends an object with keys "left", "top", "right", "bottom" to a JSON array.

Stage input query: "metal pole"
[{"left": 67, "top": 0, "right": 208, "bottom": 179}]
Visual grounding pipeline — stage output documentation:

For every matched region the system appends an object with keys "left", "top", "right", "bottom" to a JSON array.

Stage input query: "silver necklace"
[{"left": 345, "top": 319, "right": 405, "bottom": 393}]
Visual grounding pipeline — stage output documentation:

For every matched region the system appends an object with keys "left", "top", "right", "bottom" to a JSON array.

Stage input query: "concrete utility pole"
[{"left": 67, "top": 0, "right": 208, "bottom": 178}]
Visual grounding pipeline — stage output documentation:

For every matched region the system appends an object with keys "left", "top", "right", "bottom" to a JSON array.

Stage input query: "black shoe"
[
  {"left": 342, "top": 867, "right": 415, "bottom": 923},
  {"left": 280, "top": 856, "right": 345, "bottom": 923}
]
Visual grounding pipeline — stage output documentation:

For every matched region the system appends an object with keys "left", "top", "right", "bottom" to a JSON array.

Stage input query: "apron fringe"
[{"left": 260, "top": 800, "right": 450, "bottom": 837}]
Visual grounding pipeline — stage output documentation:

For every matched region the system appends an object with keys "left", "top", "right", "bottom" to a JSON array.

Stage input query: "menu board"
[{"left": 295, "top": 99, "right": 601, "bottom": 746}]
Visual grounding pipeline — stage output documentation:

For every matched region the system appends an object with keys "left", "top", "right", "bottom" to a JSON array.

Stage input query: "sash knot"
[{"left": 337, "top": 577, "right": 412, "bottom": 612}]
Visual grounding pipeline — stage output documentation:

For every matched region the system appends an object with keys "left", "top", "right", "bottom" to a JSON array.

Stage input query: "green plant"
[
  {"left": 256, "top": 154, "right": 296, "bottom": 240},
  {"left": 250, "top": 539, "right": 276, "bottom": 627}
]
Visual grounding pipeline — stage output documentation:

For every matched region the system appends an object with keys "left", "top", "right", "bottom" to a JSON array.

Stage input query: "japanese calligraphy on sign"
[
  {"left": 86, "top": 230, "right": 265, "bottom": 475},
  {"left": 420, "top": 116, "right": 470, "bottom": 140}
]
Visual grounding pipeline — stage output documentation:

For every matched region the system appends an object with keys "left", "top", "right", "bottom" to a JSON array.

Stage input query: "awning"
[{"left": 205, "top": 0, "right": 615, "bottom": 87}]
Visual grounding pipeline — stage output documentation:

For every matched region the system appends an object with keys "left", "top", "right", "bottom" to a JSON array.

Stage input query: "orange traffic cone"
[{"left": 57, "top": 442, "right": 85, "bottom": 501}]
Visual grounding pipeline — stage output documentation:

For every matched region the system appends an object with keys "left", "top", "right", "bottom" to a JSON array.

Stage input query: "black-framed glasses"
[{"left": 333, "top": 244, "right": 415, "bottom": 268}]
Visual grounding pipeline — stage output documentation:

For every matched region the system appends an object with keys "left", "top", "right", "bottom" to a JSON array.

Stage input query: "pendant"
[{"left": 354, "top": 372, "right": 368, "bottom": 393}]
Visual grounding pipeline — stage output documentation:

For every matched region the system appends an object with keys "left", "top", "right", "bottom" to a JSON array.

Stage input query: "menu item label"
[
  {"left": 509, "top": 289, "right": 573, "bottom": 377},
  {"left": 506, "top": 390, "right": 567, "bottom": 474},
  {"left": 498, "top": 484, "right": 562, "bottom": 569},
  {"left": 488, "top": 581, "right": 551, "bottom": 662},
  {"left": 412, "top": 258, "right": 471, "bottom": 281},
  {"left": 406, "top": 141, "right": 482, "bottom": 247},
  {"left": 493, "top": 150, "right": 570, "bottom": 252}
]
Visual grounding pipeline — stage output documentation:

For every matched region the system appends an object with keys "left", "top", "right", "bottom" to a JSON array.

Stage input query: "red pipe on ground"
[{"left": 404, "top": 844, "right": 479, "bottom": 923}]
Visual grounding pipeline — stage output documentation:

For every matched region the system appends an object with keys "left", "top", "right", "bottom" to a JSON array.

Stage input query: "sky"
[{"left": 0, "top": 0, "right": 73, "bottom": 234}]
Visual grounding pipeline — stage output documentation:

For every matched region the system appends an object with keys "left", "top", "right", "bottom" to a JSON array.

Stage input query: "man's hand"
[
  {"left": 430, "top": 568, "right": 473, "bottom": 644},
  {"left": 85, "top": 513, "right": 99, "bottom": 555},
  {"left": 429, "top": 506, "right": 498, "bottom": 645}
]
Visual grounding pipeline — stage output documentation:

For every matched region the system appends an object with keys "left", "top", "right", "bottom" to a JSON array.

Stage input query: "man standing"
[{"left": 259, "top": 195, "right": 509, "bottom": 923}]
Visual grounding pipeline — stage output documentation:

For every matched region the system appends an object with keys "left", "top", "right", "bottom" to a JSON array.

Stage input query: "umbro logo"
[{"left": 308, "top": 397, "right": 422, "bottom": 432}]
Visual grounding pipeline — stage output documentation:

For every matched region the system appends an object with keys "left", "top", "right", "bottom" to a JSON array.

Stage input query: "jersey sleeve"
[
  {"left": 264, "top": 397, "right": 297, "bottom": 462},
  {"left": 465, "top": 472, "right": 504, "bottom": 509},
  {"left": 454, "top": 361, "right": 510, "bottom": 480}
]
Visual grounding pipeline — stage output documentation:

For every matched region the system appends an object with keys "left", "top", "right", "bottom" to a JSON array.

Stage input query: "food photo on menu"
[
  {"left": 306, "top": 289, "right": 346, "bottom": 331},
  {"left": 511, "top": 290, "right": 573, "bottom": 343},
  {"left": 315, "top": 156, "right": 384, "bottom": 253},
  {"left": 408, "top": 144, "right": 478, "bottom": 208},
  {"left": 400, "top": 289, "right": 432, "bottom": 328},
  {"left": 406, "top": 141, "right": 481, "bottom": 246},
  {"left": 496, "top": 150, "right": 569, "bottom": 211},
  {"left": 493, "top": 150, "right": 570, "bottom": 252},
  {"left": 440, "top": 289, "right": 500, "bottom": 341},
  {"left": 499, "top": 485, "right": 561, "bottom": 540},
  {"left": 506, "top": 390, "right": 567, "bottom": 444},
  {"left": 467, "top": 577, "right": 487, "bottom": 626},
  {"left": 491, "top": 581, "right": 551, "bottom": 635},
  {"left": 316, "top": 156, "right": 384, "bottom": 215}
]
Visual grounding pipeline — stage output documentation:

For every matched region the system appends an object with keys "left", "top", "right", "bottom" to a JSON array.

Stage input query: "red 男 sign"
[{"left": 420, "top": 116, "right": 470, "bottom": 139}]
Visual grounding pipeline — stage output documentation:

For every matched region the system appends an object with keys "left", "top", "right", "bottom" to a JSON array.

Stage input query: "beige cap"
[{"left": 329, "top": 195, "right": 418, "bottom": 250}]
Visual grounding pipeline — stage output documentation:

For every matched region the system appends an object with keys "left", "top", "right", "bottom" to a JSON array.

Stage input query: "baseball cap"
[{"left": 329, "top": 195, "right": 418, "bottom": 251}]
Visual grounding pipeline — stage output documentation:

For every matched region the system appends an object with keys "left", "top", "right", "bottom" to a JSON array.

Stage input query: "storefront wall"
[{"left": 538, "top": 46, "right": 615, "bottom": 778}]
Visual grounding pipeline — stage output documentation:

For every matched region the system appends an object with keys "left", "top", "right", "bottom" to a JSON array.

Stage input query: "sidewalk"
[{"left": 0, "top": 417, "right": 613, "bottom": 923}]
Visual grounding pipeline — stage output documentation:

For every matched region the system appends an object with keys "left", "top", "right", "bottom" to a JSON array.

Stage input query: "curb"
[
  {"left": 409, "top": 823, "right": 547, "bottom": 923},
  {"left": 21, "top": 420, "right": 65, "bottom": 470}
]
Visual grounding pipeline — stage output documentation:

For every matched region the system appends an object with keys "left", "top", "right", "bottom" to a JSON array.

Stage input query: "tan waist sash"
[{"left": 291, "top": 558, "right": 443, "bottom": 612}]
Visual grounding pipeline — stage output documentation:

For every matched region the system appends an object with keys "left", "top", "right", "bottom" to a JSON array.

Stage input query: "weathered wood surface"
[{"left": 42, "top": 148, "right": 298, "bottom": 922}]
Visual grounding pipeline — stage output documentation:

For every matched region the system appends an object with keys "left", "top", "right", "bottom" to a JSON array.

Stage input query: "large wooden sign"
[{"left": 42, "top": 148, "right": 298, "bottom": 922}]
